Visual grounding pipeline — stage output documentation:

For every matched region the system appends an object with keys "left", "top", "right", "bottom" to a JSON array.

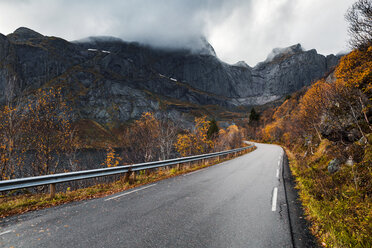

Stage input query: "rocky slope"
[{"left": 0, "top": 27, "right": 340, "bottom": 124}]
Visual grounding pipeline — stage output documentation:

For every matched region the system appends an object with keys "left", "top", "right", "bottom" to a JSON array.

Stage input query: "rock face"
[{"left": 0, "top": 27, "right": 340, "bottom": 123}]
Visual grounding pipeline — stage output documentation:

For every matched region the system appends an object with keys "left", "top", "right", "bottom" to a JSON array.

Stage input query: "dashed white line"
[
  {"left": 104, "top": 184, "right": 157, "bottom": 201},
  {"left": 276, "top": 168, "right": 280, "bottom": 178},
  {"left": 272, "top": 187, "right": 278, "bottom": 211},
  {"left": 184, "top": 168, "right": 206, "bottom": 176},
  {"left": 0, "top": 230, "right": 13, "bottom": 236}
]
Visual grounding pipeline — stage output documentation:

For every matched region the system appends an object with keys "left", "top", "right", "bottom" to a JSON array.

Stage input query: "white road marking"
[
  {"left": 276, "top": 168, "right": 280, "bottom": 178},
  {"left": 272, "top": 187, "right": 278, "bottom": 211},
  {"left": 184, "top": 168, "right": 206, "bottom": 176},
  {"left": 104, "top": 184, "right": 157, "bottom": 201},
  {"left": 0, "top": 230, "right": 13, "bottom": 236},
  {"left": 278, "top": 160, "right": 281, "bottom": 166}
]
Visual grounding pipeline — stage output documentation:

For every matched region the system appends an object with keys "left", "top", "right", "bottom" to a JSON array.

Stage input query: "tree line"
[{"left": 0, "top": 85, "right": 247, "bottom": 179}]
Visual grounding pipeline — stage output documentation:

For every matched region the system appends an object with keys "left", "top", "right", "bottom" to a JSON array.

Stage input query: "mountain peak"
[
  {"left": 8, "top": 27, "right": 44, "bottom": 42},
  {"left": 265, "top": 43, "right": 304, "bottom": 62},
  {"left": 233, "top": 61, "right": 250, "bottom": 68},
  {"left": 194, "top": 36, "right": 216, "bottom": 56}
]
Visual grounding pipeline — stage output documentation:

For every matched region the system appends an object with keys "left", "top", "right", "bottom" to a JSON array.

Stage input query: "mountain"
[{"left": 0, "top": 27, "right": 340, "bottom": 124}]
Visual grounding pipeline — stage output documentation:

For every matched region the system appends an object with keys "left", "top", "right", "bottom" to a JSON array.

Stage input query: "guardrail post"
[
  {"left": 50, "top": 183, "right": 56, "bottom": 198},
  {"left": 177, "top": 163, "right": 181, "bottom": 170},
  {"left": 132, "top": 171, "right": 137, "bottom": 183},
  {"left": 123, "top": 168, "right": 132, "bottom": 184}
]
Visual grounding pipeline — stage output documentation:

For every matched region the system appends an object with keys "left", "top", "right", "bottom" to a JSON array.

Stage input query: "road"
[{"left": 0, "top": 143, "right": 296, "bottom": 248}]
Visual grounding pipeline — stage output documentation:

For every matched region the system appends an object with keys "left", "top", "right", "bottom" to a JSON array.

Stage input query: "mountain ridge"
[{"left": 0, "top": 27, "right": 341, "bottom": 124}]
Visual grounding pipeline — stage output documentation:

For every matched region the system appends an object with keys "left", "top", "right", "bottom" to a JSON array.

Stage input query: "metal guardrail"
[{"left": 0, "top": 145, "right": 254, "bottom": 197}]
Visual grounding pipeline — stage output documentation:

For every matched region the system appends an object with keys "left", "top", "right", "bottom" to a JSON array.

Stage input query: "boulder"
[{"left": 328, "top": 158, "right": 340, "bottom": 174}]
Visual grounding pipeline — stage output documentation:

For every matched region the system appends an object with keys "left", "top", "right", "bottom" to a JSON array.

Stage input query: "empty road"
[{"left": 0, "top": 143, "right": 295, "bottom": 247}]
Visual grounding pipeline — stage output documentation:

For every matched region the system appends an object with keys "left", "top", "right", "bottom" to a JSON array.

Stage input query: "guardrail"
[{"left": 0, "top": 145, "right": 254, "bottom": 197}]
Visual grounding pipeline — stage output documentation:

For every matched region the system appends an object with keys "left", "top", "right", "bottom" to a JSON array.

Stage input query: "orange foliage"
[
  {"left": 336, "top": 46, "right": 372, "bottom": 94},
  {"left": 215, "top": 124, "right": 244, "bottom": 150},
  {"left": 259, "top": 46, "right": 372, "bottom": 146},
  {"left": 175, "top": 116, "right": 214, "bottom": 156},
  {"left": 23, "top": 87, "right": 76, "bottom": 176},
  {"left": 102, "top": 145, "right": 121, "bottom": 167}
]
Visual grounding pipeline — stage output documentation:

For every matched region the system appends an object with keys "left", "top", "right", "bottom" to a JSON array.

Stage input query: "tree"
[
  {"left": 157, "top": 113, "right": 178, "bottom": 160},
  {"left": 122, "top": 112, "right": 178, "bottom": 163},
  {"left": 175, "top": 116, "right": 214, "bottom": 156},
  {"left": 0, "top": 76, "right": 26, "bottom": 179},
  {"left": 345, "top": 0, "right": 372, "bottom": 50},
  {"left": 207, "top": 119, "right": 219, "bottom": 139},
  {"left": 215, "top": 124, "right": 244, "bottom": 150},
  {"left": 22, "top": 87, "right": 76, "bottom": 176},
  {"left": 102, "top": 145, "right": 121, "bottom": 167},
  {"left": 249, "top": 108, "right": 260, "bottom": 122},
  {"left": 122, "top": 112, "right": 160, "bottom": 163}
]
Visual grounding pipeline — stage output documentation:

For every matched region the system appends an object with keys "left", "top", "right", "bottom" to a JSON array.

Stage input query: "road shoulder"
[{"left": 282, "top": 151, "right": 320, "bottom": 248}]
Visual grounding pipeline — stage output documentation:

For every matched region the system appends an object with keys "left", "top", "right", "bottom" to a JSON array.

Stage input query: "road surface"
[{"left": 1, "top": 143, "right": 300, "bottom": 247}]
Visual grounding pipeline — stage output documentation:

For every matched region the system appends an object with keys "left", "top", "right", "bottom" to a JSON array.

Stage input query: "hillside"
[{"left": 253, "top": 45, "right": 372, "bottom": 247}]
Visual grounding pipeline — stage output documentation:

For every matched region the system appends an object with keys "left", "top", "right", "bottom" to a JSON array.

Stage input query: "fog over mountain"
[
  {"left": 0, "top": 0, "right": 354, "bottom": 65},
  {"left": 0, "top": 27, "right": 340, "bottom": 124}
]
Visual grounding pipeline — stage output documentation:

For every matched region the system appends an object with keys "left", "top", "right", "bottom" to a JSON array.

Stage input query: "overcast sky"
[{"left": 0, "top": 0, "right": 355, "bottom": 66}]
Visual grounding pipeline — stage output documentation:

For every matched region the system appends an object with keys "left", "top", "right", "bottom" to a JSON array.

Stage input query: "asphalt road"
[{"left": 0, "top": 143, "right": 297, "bottom": 248}]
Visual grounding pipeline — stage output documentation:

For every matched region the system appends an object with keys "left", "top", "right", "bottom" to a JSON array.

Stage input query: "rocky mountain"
[{"left": 0, "top": 27, "right": 340, "bottom": 124}]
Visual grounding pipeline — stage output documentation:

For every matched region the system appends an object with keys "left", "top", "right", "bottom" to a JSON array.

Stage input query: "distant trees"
[
  {"left": 175, "top": 116, "right": 214, "bottom": 156},
  {"left": 215, "top": 124, "right": 244, "bottom": 151},
  {"left": 345, "top": 0, "right": 372, "bottom": 50},
  {"left": 121, "top": 112, "right": 178, "bottom": 163},
  {"left": 175, "top": 116, "right": 246, "bottom": 156}
]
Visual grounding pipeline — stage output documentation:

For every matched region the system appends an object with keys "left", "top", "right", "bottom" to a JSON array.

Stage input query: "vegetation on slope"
[{"left": 250, "top": 42, "right": 371, "bottom": 247}]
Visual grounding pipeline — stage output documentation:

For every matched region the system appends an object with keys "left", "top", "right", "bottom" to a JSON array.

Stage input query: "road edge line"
[{"left": 281, "top": 150, "right": 296, "bottom": 248}]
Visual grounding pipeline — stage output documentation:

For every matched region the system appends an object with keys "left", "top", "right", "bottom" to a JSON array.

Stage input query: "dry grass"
[{"left": 285, "top": 139, "right": 372, "bottom": 248}]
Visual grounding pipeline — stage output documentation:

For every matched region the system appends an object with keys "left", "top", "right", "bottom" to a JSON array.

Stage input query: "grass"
[
  {"left": 285, "top": 139, "right": 372, "bottom": 248},
  {"left": 0, "top": 147, "right": 256, "bottom": 218}
]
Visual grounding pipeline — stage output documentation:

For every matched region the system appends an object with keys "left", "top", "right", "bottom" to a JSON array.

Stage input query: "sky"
[{"left": 0, "top": 0, "right": 355, "bottom": 66}]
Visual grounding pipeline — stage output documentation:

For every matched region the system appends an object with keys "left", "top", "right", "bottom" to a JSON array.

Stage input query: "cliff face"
[{"left": 0, "top": 27, "right": 340, "bottom": 123}]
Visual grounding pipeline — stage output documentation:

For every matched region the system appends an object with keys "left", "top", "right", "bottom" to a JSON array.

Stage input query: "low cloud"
[{"left": 0, "top": 0, "right": 355, "bottom": 65}]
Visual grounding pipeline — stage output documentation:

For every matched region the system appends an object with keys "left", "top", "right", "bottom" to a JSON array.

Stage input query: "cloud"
[{"left": 0, "top": 0, "right": 355, "bottom": 65}]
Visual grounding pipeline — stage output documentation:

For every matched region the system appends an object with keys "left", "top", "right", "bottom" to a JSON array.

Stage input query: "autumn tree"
[
  {"left": 336, "top": 46, "right": 372, "bottom": 92},
  {"left": 122, "top": 112, "right": 160, "bottom": 163},
  {"left": 102, "top": 145, "right": 121, "bottom": 167},
  {"left": 335, "top": 46, "right": 372, "bottom": 133},
  {"left": 215, "top": 124, "right": 244, "bottom": 150},
  {"left": 0, "top": 77, "right": 25, "bottom": 179},
  {"left": 122, "top": 112, "right": 178, "bottom": 163},
  {"left": 22, "top": 87, "right": 76, "bottom": 176},
  {"left": 157, "top": 113, "right": 179, "bottom": 160},
  {"left": 175, "top": 116, "right": 214, "bottom": 156},
  {"left": 293, "top": 81, "right": 327, "bottom": 141}
]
